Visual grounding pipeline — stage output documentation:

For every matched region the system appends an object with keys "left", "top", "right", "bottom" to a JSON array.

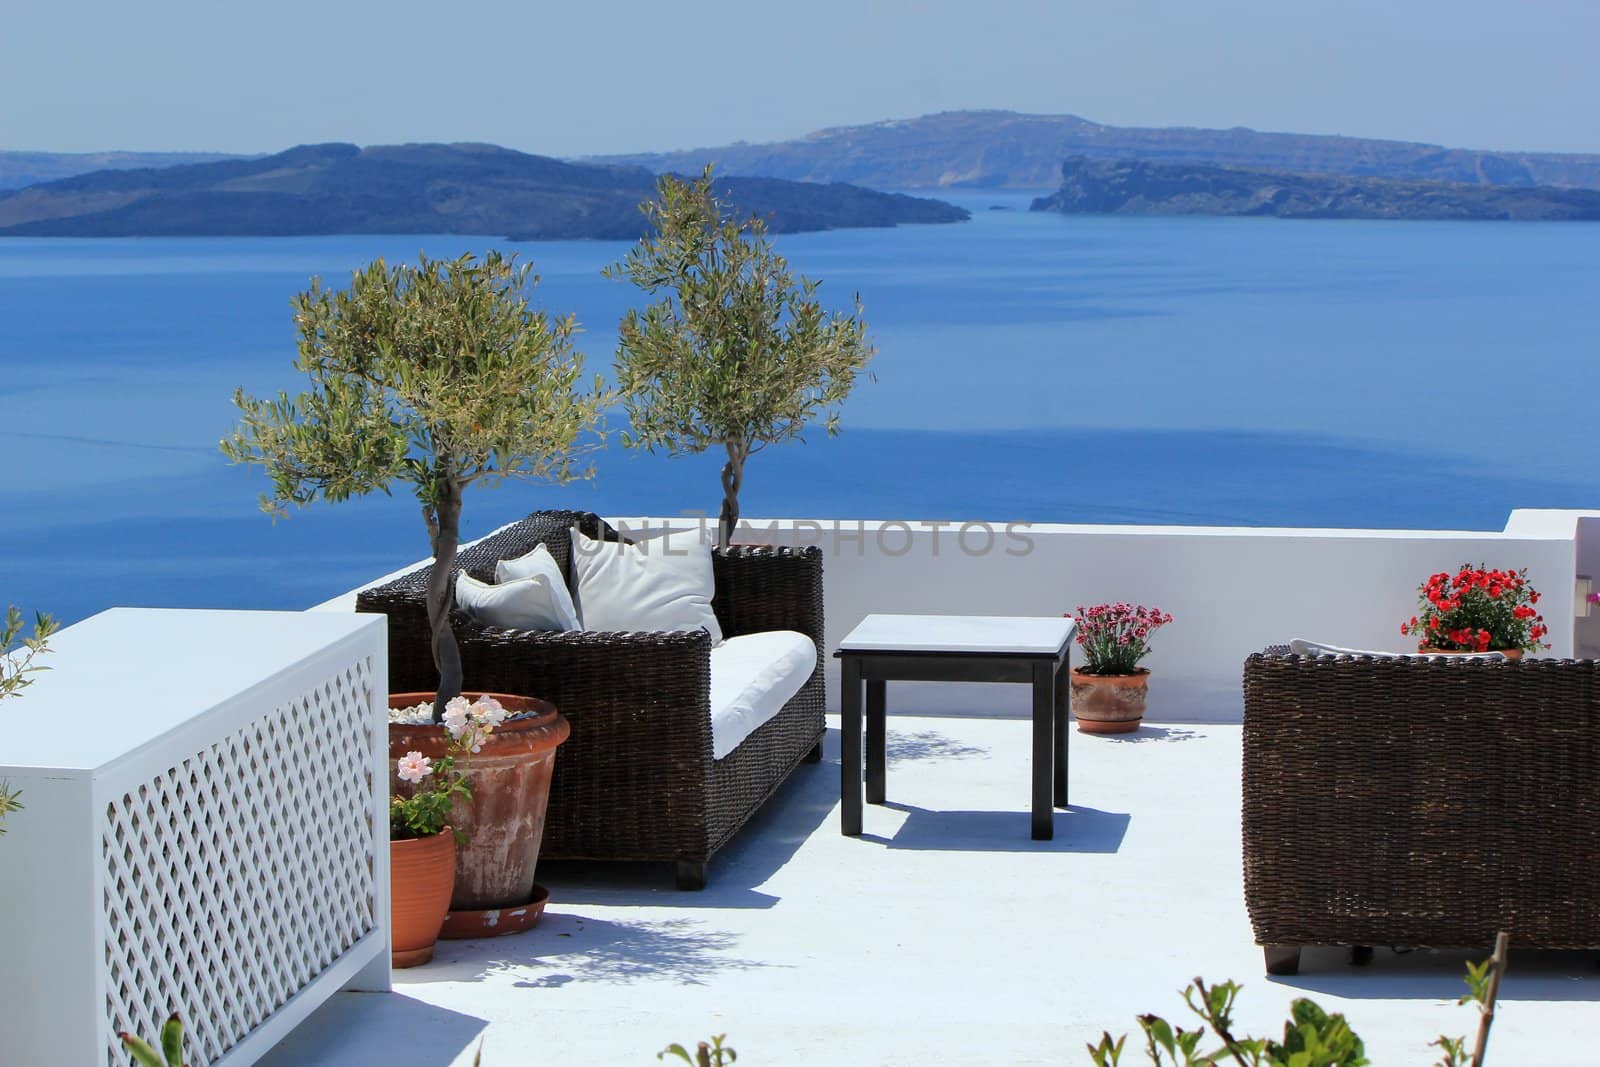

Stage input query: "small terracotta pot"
[
  {"left": 1069, "top": 668, "right": 1149, "bottom": 734},
  {"left": 390, "top": 828, "right": 456, "bottom": 968},
  {"left": 388, "top": 693, "right": 570, "bottom": 916},
  {"left": 1417, "top": 645, "right": 1524, "bottom": 661}
]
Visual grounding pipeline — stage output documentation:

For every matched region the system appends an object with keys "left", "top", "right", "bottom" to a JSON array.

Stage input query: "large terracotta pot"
[
  {"left": 390, "top": 828, "right": 455, "bottom": 968},
  {"left": 1418, "top": 645, "right": 1524, "bottom": 661},
  {"left": 1069, "top": 668, "right": 1149, "bottom": 734},
  {"left": 388, "top": 692, "right": 569, "bottom": 927}
]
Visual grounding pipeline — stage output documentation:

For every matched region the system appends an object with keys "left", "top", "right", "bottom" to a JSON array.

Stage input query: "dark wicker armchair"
[
  {"left": 357, "top": 510, "right": 825, "bottom": 889},
  {"left": 1242, "top": 646, "right": 1600, "bottom": 975}
]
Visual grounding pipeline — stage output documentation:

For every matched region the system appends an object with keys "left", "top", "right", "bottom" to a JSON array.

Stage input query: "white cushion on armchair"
[
  {"left": 1288, "top": 637, "right": 1506, "bottom": 661},
  {"left": 709, "top": 630, "right": 818, "bottom": 760}
]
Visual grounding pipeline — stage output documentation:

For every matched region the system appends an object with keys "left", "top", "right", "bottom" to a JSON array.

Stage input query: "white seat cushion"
[
  {"left": 571, "top": 526, "right": 723, "bottom": 644},
  {"left": 709, "top": 630, "right": 817, "bottom": 760}
]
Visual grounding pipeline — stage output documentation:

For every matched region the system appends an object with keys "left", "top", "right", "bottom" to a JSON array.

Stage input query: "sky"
[{"left": 4, "top": 0, "right": 1598, "bottom": 158}]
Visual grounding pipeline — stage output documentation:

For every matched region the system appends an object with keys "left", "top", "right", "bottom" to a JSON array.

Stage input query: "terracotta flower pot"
[
  {"left": 1069, "top": 668, "right": 1149, "bottom": 734},
  {"left": 388, "top": 692, "right": 570, "bottom": 928},
  {"left": 390, "top": 828, "right": 455, "bottom": 968},
  {"left": 1417, "top": 645, "right": 1524, "bottom": 661}
]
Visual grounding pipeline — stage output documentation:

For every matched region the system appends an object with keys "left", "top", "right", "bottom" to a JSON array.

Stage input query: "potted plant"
[
  {"left": 1400, "top": 564, "right": 1549, "bottom": 658},
  {"left": 605, "top": 167, "right": 875, "bottom": 548},
  {"left": 223, "top": 251, "right": 601, "bottom": 925},
  {"left": 1069, "top": 603, "right": 1174, "bottom": 734},
  {"left": 389, "top": 706, "right": 477, "bottom": 968},
  {"left": 0, "top": 606, "right": 56, "bottom": 836}
]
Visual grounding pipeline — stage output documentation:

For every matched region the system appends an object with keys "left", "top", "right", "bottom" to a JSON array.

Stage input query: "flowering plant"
[
  {"left": 1400, "top": 564, "right": 1548, "bottom": 653},
  {"left": 389, "top": 694, "right": 511, "bottom": 841},
  {"left": 1072, "top": 603, "right": 1174, "bottom": 675}
]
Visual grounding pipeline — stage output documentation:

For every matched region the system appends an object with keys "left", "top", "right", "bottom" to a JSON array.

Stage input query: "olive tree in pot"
[
  {"left": 604, "top": 166, "right": 875, "bottom": 548},
  {"left": 222, "top": 251, "right": 606, "bottom": 927}
]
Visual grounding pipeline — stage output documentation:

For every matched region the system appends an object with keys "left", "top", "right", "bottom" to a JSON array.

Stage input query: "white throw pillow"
[
  {"left": 455, "top": 569, "right": 579, "bottom": 632},
  {"left": 493, "top": 543, "right": 580, "bottom": 629},
  {"left": 571, "top": 526, "right": 723, "bottom": 644}
]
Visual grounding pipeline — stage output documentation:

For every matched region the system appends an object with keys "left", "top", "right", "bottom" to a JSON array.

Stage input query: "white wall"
[
  {"left": 610, "top": 510, "right": 1584, "bottom": 722},
  {"left": 322, "top": 509, "right": 1592, "bottom": 724}
]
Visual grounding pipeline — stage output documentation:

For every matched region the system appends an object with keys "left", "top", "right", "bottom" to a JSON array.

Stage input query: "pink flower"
[
  {"left": 442, "top": 699, "right": 471, "bottom": 739},
  {"left": 396, "top": 751, "right": 433, "bottom": 785},
  {"left": 471, "top": 696, "right": 507, "bottom": 729}
]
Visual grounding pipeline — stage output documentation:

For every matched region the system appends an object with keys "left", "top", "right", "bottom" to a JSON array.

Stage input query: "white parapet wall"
[
  {"left": 0, "top": 609, "right": 391, "bottom": 1067},
  {"left": 321, "top": 508, "right": 1596, "bottom": 723}
]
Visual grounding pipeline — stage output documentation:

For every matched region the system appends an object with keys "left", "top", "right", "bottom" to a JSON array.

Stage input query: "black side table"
[{"left": 834, "top": 613, "right": 1077, "bottom": 841}]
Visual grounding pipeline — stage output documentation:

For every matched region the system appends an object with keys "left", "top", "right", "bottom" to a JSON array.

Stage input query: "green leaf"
[
  {"left": 119, "top": 1033, "right": 165, "bottom": 1067},
  {"left": 159, "top": 1014, "right": 184, "bottom": 1066}
]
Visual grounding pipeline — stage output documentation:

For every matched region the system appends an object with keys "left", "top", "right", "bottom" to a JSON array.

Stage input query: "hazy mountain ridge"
[
  {"left": 1030, "top": 157, "right": 1600, "bottom": 221},
  {"left": 591, "top": 110, "right": 1600, "bottom": 192},
  {"left": 0, "top": 142, "right": 968, "bottom": 239},
  {"left": 0, "top": 150, "right": 246, "bottom": 191}
]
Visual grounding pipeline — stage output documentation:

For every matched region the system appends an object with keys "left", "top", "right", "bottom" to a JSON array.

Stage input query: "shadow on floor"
[
  {"left": 886, "top": 727, "right": 990, "bottom": 764},
  {"left": 1081, "top": 724, "right": 1204, "bottom": 744},
  {"left": 257, "top": 993, "right": 485, "bottom": 1067},
  {"left": 537, "top": 726, "right": 843, "bottom": 908},
  {"left": 406, "top": 911, "right": 775, "bottom": 988},
  {"left": 867, "top": 802, "right": 1131, "bottom": 854},
  {"left": 1273, "top": 946, "right": 1600, "bottom": 1002}
]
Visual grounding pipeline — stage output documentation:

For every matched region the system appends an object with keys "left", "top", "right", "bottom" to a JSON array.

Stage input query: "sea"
[{"left": 3, "top": 191, "right": 1596, "bottom": 625}]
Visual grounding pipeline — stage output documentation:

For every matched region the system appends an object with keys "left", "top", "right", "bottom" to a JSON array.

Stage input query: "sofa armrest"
[
  {"left": 712, "top": 545, "right": 825, "bottom": 649},
  {"left": 457, "top": 622, "right": 714, "bottom": 758},
  {"left": 456, "top": 624, "right": 716, "bottom": 860}
]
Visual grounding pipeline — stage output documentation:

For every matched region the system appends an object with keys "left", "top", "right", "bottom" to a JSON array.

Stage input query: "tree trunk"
[
  {"left": 423, "top": 477, "right": 465, "bottom": 721},
  {"left": 717, "top": 440, "right": 747, "bottom": 550}
]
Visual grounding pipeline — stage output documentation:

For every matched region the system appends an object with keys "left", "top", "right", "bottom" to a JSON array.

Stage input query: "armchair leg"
[
  {"left": 1264, "top": 945, "right": 1301, "bottom": 976},
  {"left": 675, "top": 861, "right": 708, "bottom": 891},
  {"left": 803, "top": 741, "right": 824, "bottom": 764}
]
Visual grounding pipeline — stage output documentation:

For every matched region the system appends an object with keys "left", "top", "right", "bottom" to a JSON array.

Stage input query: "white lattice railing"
[{"left": 0, "top": 608, "right": 391, "bottom": 1067}]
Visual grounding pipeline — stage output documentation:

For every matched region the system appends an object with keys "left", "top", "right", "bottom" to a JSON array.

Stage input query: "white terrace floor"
[{"left": 262, "top": 716, "right": 1594, "bottom": 1067}]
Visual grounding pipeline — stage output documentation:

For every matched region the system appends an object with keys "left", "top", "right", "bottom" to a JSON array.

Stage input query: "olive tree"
[
  {"left": 0, "top": 606, "right": 56, "bottom": 834},
  {"left": 605, "top": 168, "right": 874, "bottom": 547},
  {"left": 223, "top": 252, "right": 607, "bottom": 720}
]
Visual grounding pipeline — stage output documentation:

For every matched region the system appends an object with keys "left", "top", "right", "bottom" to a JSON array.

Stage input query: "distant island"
[
  {"left": 0, "top": 142, "right": 968, "bottom": 240},
  {"left": 593, "top": 110, "right": 1600, "bottom": 192},
  {"left": 0, "top": 150, "right": 244, "bottom": 192},
  {"left": 1030, "top": 157, "right": 1600, "bottom": 222}
]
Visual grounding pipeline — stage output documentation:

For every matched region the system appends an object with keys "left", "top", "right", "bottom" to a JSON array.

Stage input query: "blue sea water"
[{"left": 2, "top": 191, "right": 1597, "bottom": 624}]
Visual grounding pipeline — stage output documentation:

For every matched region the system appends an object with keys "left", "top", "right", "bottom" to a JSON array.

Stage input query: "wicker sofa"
[
  {"left": 357, "top": 509, "right": 825, "bottom": 889},
  {"left": 1242, "top": 646, "right": 1600, "bottom": 975}
]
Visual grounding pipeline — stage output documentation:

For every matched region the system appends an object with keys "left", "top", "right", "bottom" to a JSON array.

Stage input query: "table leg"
[
  {"left": 1031, "top": 660, "right": 1054, "bottom": 840},
  {"left": 866, "top": 678, "right": 887, "bottom": 804},
  {"left": 1054, "top": 656, "right": 1069, "bottom": 807},
  {"left": 840, "top": 657, "right": 863, "bottom": 836}
]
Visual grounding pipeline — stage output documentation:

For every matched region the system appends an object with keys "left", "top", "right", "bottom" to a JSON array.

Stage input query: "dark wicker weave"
[
  {"left": 356, "top": 510, "right": 825, "bottom": 889},
  {"left": 1242, "top": 646, "right": 1600, "bottom": 974}
]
